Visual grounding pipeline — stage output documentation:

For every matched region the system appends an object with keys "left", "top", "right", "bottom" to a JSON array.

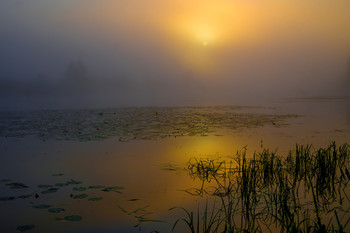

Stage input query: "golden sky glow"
[
  {"left": 1, "top": 0, "right": 350, "bottom": 107},
  {"left": 59, "top": 0, "right": 349, "bottom": 75}
]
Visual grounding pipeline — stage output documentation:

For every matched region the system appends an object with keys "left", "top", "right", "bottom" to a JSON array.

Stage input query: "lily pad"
[
  {"left": 66, "top": 179, "right": 82, "bottom": 185},
  {"left": 72, "top": 194, "right": 88, "bottom": 199},
  {"left": 0, "top": 196, "right": 15, "bottom": 201},
  {"left": 102, "top": 186, "right": 124, "bottom": 192},
  {"left": 72, "top": 187, "right": 86, "bottom": 191},
  {"left": 6, "top": 182, "right": 28, "bottom": 189},
  {"left": 52, "top": 173, "right": 64, "bottom": 176},
  {"left": 64, "top": 215, "right": 82, "bottom": 221},
  {"left": 16, "top": 225, "right": 35, "bottom": 232},
  {"left": 48, "top": 208, "right": 65, "bottom": 213},
  {"left": 41, "top": 188, "right": 59, "bottom": 194},
  {"left": 88, "top": 197, "right": 102, "bottom": 201},
  {"left": 88, "top": 185, "right": 105, "bottom": 189},
  {"left": 55, "top": 183, "right": 67, "bottom": 187},
  {"left": 38, "top": 185, "right": 52, "bottom": 188},
  {"left": 18, "top": 194, "right": 32, "bottom": 199}
]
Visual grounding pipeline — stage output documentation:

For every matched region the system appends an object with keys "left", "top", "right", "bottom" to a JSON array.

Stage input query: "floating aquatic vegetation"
[
  {"left": 33, "top": 204, "right": 51, "bottom": 209},
  {"left": 102, "top": 186, "right": 124, "bottom": 192},
  {"left": 41, "top": 188, "right": 59, "bottom": 194},
  {"left": 56, "top": 215, "right": 83, "bottom": 222},
  {"left": 18, "top": 194, "right": 32, "bottom": 199},
  {"left": 88, "top": 185, "right": 105, "bottom": 189},
  {"left": 1, "top": 174, "right": 127, "bottom": 231},
  {"left": 0, "top": 196, "right": 15, "bottom": 201},
  {"left": 72, "top": 194, "right": 88, "bottom": 199},
  {"left": 88, "top": 197, "right": 103, "bottom": 201},
  {"left": 48, "top": 208, "right": 65, "bottom": 213},
  {"left": 16, "top": 225, "right": 35, "bottom": 232},
  {"left": 6, "top": 182, "right": 28, "bottom": 189},
  {"left": 55, "top": 183, "right": 68, "bottom": 187},
  {"left": 72, "top": 187, "right": 86, "bottom": 191},
  {"left": 0, "top": 107, "right": 298, "bottom": 141},
  {"left": 63, "top": 215, "right": 82, "bottom": 221},
  {"left": 1, "top": 194, "right": 33, "bottom": 201},
  {"left": 52, "top": 173, "right": 64, "bottom": 176},
  {"left": 65, "top": 179, "right": 82, "bottom": 185}
]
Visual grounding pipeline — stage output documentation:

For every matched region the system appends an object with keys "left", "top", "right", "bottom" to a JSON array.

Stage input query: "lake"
[{"left": 0, "top": 98, "right": 349, "bottom": 233}]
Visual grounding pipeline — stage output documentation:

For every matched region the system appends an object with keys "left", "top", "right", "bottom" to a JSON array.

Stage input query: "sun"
[{"left": 202, "top": 41, "right": 208, "bottom": 46}]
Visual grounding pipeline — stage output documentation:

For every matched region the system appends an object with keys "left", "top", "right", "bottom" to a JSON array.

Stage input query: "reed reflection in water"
[{"left": 173, "top": 142, "right": 350, "bottom": 233}]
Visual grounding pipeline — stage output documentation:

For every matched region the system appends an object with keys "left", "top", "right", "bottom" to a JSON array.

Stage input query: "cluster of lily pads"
[
  {"left": 0, "top": 174, "right": 125, "bottom": 232},
  {"left": 0, "top": 106, "right": 298, "bottom": 142}
]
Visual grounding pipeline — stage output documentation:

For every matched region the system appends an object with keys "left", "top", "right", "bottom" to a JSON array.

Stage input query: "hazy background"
[{"left": 1, "top": 0, "right": 349, "bottom": 109}]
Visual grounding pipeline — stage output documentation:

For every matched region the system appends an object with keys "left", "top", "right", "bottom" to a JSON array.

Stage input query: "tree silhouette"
[{"left": 65, "top": 61, "right": 89, "bottom": 84}]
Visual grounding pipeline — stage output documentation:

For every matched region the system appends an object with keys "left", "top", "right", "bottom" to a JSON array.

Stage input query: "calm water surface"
[{"left": 0, "top": 99, "right": 349, "bottom": 233}]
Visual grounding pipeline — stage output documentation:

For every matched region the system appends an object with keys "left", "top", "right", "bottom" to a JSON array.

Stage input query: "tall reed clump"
[{"left": 171, "top": 142, "right": 350, "bottom": 233}]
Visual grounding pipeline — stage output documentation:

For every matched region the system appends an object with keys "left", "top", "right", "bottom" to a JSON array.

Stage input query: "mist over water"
[{"left": 1, "top": 0, "right": 350, "bottom": 109}]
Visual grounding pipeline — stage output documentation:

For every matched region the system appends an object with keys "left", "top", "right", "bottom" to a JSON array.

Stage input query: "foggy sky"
[{"left": 1, "top": 0, "right": 350, "bottom": 109}]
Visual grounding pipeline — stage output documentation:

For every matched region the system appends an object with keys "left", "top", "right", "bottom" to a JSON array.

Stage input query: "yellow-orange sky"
[{"left": 48, "top": 0, "right": 350, "bottom": 76}]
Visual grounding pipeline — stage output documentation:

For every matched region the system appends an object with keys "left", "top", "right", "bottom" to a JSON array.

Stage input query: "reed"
[
  {"left": 170, "top": 200, "right": 223, "bottom": 233},
  {"left": 173, "top": 142, "right": 350, "bottom": 233}
]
